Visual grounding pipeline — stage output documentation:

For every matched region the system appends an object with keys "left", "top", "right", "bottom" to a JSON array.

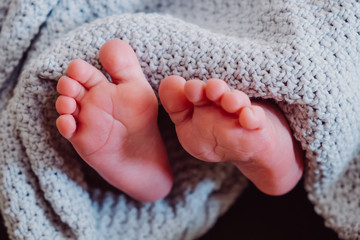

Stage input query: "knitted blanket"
[{"left": 1, "top": 0, "right": 360, "bottom": 239}]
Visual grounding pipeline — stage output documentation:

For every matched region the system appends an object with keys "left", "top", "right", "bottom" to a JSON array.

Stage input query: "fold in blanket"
[{"left": 1, "top": 0, "right": 360, "bottom": 239}]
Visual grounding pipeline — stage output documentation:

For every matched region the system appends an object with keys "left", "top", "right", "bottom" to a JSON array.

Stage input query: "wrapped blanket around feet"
[{"left": 1, "top": 0, "right": 360, "bottom": 239}]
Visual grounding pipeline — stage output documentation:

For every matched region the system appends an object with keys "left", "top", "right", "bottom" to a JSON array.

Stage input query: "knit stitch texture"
[{"left": 0, "top": 0, "right": 360, "bottom": 239}]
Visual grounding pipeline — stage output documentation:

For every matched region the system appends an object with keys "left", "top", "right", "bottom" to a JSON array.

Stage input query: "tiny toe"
[
  {"left": 239, "top": 106, "right": 266, "bottom": 130},
  {"left": 99, "top": 39, "right": 145, "bottom": 84},
  {"left": 56, "top": 96, "right": 77, "bottom": 114},
  {"left": 205, "top": 78, "right": 230, "bottom": 102},
  {"left": 184, "top": 79, "right": 209, "bottom": 105},
  {"left": 57, "top": 76, "right": 86, "bottom": 101},
  {"left": 221, "top": 90, "right": 251, "bottom": 113},
  {"left": 67, "top": 59, "right": 107, "bottom": 88},
  {"left": 159, "top": 76, "right": 192, "bottom": 124},
  {"left": 56, "top": 115, "right": 77, "bottom": 139}
]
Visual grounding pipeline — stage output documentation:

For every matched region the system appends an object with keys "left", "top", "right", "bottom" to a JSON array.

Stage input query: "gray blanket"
[{"left": 1, "top": 0, "right": 360, "bottom": 239}]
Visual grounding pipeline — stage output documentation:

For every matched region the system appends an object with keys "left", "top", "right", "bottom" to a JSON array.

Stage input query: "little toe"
[
  {"left": 56, "top": 114, "right": 77, "bottom": 139},
  {"left": 184, "top": 79, "right": 209, "bottom": 106},
  {"left": 67, "top": 59, "right": 107, "bottom": 89},
  {"left": 99, "top": 39, "right": 145, "bottom": 84},
  {"left": 221, "top": 90, "right": 251, "bottom": 114},
  {"left": 239, "top": 105, "right": 266, "bottom": 130},
  {"left": 56, "top": 95, "right": 77, "bottom": 114},
  {"left": 159, "top": 76, "right": 192, "bottom": 124},
  {"left": 205, "top": 78, "right": 230, "bottom": 103}
]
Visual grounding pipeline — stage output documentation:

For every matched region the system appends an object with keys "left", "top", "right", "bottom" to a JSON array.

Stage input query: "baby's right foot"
[
  {"left": 55, "top": 39, "right": 173, "bottom": 202},
  {"left": 159, "top": 77, "right": 303, "bottom": 195}
]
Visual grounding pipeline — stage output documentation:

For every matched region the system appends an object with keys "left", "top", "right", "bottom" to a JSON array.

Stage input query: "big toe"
[
  {"left": 159, "top": 76, "right": 192, "bottom": 124},
  {"left": 99, "top": 39, "right": 145, "bottom": 84}
]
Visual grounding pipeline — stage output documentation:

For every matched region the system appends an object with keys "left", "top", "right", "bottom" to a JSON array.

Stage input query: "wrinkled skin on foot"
[
  {"left": 159, "top": 76, "right": 303, "bottom": 195},
  {"left": 56, "top": 39, "right": 173, "bottom": 202}
]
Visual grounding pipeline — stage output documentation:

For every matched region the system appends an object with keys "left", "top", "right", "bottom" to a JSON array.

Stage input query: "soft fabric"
[{"left": 0, "top": 0, "right": 360, "bottom": 239}]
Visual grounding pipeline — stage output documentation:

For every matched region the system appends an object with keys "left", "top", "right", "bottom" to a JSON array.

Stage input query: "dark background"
[{"left": 200, "top": 180, "right": 339, "bottom": 240}]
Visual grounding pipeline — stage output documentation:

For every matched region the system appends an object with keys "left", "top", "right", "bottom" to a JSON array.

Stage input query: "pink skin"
[
  {"left": 55, "top": 39, "right": 173, "bottom": 202},
  {"left": 159, "top": 76, "right": 304, "bottom": 195},
  {"left": 56, "top": 38, "right": 303, "bottom": 201}
]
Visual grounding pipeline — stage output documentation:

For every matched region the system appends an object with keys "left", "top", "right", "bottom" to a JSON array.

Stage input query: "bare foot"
[
  {"left": 159, "top": 76, "right": 303, "bottom": 195},
  {"left": 55, "top": 39, "right": 173, "bottom": 202}
]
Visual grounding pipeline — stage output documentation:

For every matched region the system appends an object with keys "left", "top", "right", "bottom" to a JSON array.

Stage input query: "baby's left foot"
[
  {"left": 159, "top": 77, "right": 303, "bottom": 195},
  {"left": 56, "top": 39, "right": 172, "bottom": 202}
]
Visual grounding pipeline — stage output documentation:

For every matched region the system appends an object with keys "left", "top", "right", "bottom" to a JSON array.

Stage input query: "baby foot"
[
  {"left": 159, "top": 76, "right": 303, "bottom": 195},
  {"left": 56, "top": 39, "right": 172, "bottom": 202}
]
